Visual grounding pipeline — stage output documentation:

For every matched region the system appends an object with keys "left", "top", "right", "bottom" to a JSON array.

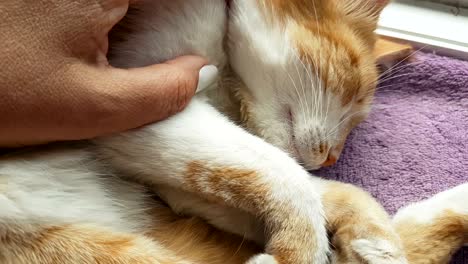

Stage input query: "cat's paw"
[
  {"left": 265, "top": 216, "right": 330, "bottom": 264},
  {"left": 260, "top": 178, "right": 330, "bottom": 264},
  {"left": 245, "top": 254, "right": 278, "bottom": 264},
  {"left": 330, "top": 234, "right": 407, "bottom": 264},
  {"left": 349, "top": 239, "right": 408, "bottom": 264},
  {"left": 323, "top": 182, "right": 407, "bottom": 264}
]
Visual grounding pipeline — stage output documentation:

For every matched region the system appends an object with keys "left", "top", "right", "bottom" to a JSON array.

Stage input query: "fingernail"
[{"left": 196, "top": 65, "right": 218, "bottom": 94}]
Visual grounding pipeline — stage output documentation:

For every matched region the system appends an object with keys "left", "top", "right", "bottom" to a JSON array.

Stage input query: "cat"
[{"left": 1, "top": 0, "right": 466, "bottom": 263}]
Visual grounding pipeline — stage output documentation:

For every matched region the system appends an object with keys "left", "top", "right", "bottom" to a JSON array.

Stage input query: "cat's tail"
[{"left": 392, "top": 183, "right": 468, "bottom": 264}]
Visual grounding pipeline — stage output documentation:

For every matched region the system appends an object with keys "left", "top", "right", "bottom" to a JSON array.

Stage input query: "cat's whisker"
[
  {"left": 371, "top": 46, "right": 428, "bottom": 90},
  {"left": 325, "top": 110, "right": 367, "bottom": 140},
  {"left": 358, "top": 81, "right": 412, "bottom": 99},
  {"left": 306, "top": 54, "right": 320, "bottom": 117},
  {"left": 314, "top": 67, "right": 321, "bottom": 120},
  {"left": 294, "top": 50, "right": 312, "bottom": 119},
  {"left": 319, "top": 69, "right": 324, "bottom": 122},
  {"left": 377, "top": 44, "right": 427, "bottom": 77},
  {"left": 285, "top": 64, "right": 308, "bottom": 125},
  {"left": 227, "top": 231, "right": 247, "bottom": 261},
  {"left": 373, "top": 73, "right": 412, "bottom": 86},
  {"left": 293, "top": 52, "right": 309, "bottom": 111},
  {"left": 306, "top": 63, "right": 318, "bottom": 119},
  {"left": 306, "top": 56, "right": 320, "bottom": 120},
  {"left": 377, "top": 73, "right": 414, "bottom": 84},
  {"left": 306, "top": 66, "right": 318, "bottom": 121},
  {"left": 324, "top": 88, "right": 331, "bottom": 124},
  {"left": 376, "top": 83, "right": 411, "bottom": 90},
  {"left": 371, "top": 105, "right": 397, "bottom": 111},
  {"left": 377, "top": 64, "right": 424, "bottom": 84},
  {"left": 291, "top": 54, "right": 311, "bottom": 120},
  {"left": 311, "top": 0, "right": 324, "bottom": 122},
  {"left": 307, "top": 65, "right": 318, "bottom": 120},
  {"left": 378, "top": 60, "right": 425, "bottom": 79}
]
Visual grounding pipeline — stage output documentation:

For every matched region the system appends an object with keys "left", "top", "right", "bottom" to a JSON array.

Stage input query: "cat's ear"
[
  {"left": 341, "top": 0, "right": 390, "bottom": 32},
  {"left": 373, "top": 38, "right": 414, "bottom": 70},
  {"left": 342, "top": 0, "right": 390, "bottom": 18},
  {"left": 338, "top": 0, "right": 390, "bottom": 46},
  {"left": 370, "top": 0, "right": 390, "bottom": 13}
]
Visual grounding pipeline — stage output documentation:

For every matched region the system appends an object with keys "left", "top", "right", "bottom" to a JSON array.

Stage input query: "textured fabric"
[{"left": 315, "top": 52, "right": 468, "bottom": 263}]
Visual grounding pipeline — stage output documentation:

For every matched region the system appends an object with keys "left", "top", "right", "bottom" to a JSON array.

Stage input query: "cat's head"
[{"left": 229, "top": 0, "right": 389, "bottom": 170}]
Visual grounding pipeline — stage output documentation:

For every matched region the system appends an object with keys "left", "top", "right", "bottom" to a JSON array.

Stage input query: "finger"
[
  {"left": 164, "top": 56, "right": 219, "bottom": 94},
  {"left": 93, "top": 0, "right": 130, "bottom": 65},
  {"left": 76, "top": 55, "right": 218, "bottom": 137}
]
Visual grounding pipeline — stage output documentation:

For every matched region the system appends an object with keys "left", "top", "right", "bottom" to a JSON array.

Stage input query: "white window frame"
[
  {"left": 423, "top": 0, "right": 468, "bottom": 8},
  {"left": 377, "top": 0, "right": 468, "bottom": 60}
]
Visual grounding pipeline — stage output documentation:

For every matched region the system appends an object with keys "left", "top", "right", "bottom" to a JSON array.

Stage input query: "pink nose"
[{"left": 321, "top": 154, "right": 337, "bottom": 167}]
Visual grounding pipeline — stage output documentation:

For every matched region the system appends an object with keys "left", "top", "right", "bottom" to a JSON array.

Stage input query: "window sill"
[{"left": 377, "top": 0, "right": 468, "bottom": 60}]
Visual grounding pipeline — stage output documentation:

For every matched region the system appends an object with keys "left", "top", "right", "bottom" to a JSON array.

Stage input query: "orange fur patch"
[
  {"left": 324, "top": 181, "right": 391, "bottom": 233},
  {"left": 258, "top": 0, "right": 335, "bottom": 24},
  {"left": 146, "top": 203, "right": 260, "bottom": 264},
  {"left": 185, "top": 161, "right": 268, "bottom": 211},
  {"left": 1, "top": 217, "right": 258, "bottom": 264},
  {"left": 257, "top": 0, "right": 381, "bottom": 109},
  {"left": 292, "top": 25, "right": 368, "bottom": 106},
  {"left": 184, "top": 161, "right": 319, "bottom": 263},
  {"left": 396, "top": 210, "right": 467, "bottom": 264},
  {"left": 0, "top": 224, "right": 171, "bottom": 264}
]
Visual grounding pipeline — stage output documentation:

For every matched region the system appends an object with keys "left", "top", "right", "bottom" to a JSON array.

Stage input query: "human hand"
[{"left": 0, "top": 0, "right": 217, "bottom": 147}]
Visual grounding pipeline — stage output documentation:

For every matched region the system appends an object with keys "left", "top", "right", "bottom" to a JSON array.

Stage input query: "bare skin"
[{"left": 0, "top": 0, "right": 207, "bottom": 147}]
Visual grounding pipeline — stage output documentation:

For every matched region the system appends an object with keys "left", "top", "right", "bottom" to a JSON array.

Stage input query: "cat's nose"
[{"left": 321, "top": 154, "right": 337, "bottom": 167}]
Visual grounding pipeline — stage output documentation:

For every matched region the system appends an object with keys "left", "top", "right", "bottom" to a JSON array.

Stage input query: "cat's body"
[{"left": 1, "top": 0, "right": 467, "bottom": 263}]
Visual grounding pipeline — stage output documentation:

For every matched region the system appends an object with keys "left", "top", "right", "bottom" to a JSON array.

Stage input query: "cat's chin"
[
  {"left": 288, "top": 143, "right": 324, "bottom": 171},
  {"left": 283, "top": 144, "right": 323, "bottom": 171},
  {"left": 304, "top": 164, "right": 322, "bottom": 172}
]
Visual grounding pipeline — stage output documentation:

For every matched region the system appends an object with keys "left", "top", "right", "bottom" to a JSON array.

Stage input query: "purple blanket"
[{"left": 316, "top": 52, "right": 468, "bottom": 262}]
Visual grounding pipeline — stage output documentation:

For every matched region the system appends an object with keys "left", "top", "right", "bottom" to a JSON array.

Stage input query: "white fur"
[
  {"left": 246, "top": 254, "right": 278, "bottom": 264},
  {"left": 351, "top": 239, "right": 408, "bottom": 264},
  {"left": 226, "top": 0, "right": 300, "bottom": 160},
  {"left": 109, "top": 0, "right": 227, "bottom": 69},
  {"left": 393, "top": 183, "right": 468, "bottom": 225},
  {"left": 0, "top": 148, "right": 162, "bottom": 241},
  {"left": 0, "top": 149, "right": 153, "bottom": 233},
  {"left": 155, "top": 185, "right": 265, "bottom": 245}
]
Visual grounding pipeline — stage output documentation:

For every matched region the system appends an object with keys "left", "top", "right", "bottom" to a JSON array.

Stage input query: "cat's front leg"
[
  {"left": 95, "top": 98, "right": 329, "bottom": 264},
  {"left": 159, "top": 177, "right": 409, "bottom": 264},
  {"left": 316, "top": 179, "right": 407, "bottom": 264}
]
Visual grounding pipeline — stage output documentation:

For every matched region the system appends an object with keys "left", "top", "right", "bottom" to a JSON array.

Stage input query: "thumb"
[{"left": 83, "top": 55, "right": 218, "bottom": 136}]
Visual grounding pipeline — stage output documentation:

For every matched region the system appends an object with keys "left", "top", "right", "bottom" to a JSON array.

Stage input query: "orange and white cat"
[{"left": 0, "top": 0, "right": 466, "bottom": 263}]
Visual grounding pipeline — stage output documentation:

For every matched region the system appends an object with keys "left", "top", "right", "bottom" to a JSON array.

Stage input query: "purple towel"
[{"left": 316, "top": 51, "right": 468, "bottom": 263}]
